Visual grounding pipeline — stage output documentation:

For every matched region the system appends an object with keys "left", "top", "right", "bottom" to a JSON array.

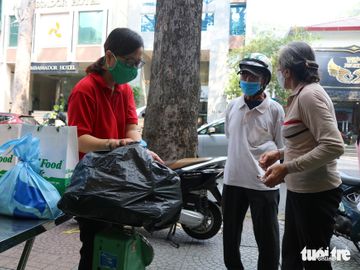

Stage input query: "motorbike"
[
  {"left": 42, "top": 111, "right": 67, "bottom": 127},
  {"left": 166, "top": 156, "right": 226, "bottom": 246},
  {"left": 334, "top": 172, "right": 360, "bottom": 252},
  {"left": 340, "top": 131, "right": 356, "bottom": 145}
]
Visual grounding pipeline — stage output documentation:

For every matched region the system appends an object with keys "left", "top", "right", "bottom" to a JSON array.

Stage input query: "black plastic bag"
[{"left": 57, "top": 144, "right": 182, "bottom": 230}]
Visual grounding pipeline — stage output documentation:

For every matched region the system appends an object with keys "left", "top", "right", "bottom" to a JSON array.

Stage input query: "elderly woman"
[{"left": 259, "top": 41, "right": 344, "bottom": 270}]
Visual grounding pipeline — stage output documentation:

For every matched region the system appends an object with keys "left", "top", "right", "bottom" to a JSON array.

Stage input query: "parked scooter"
[
  {"left": 334, "top": 172, "right": 360, "bottom": 252},
  {"left": 166, "top": 156, "right": 226, "bottom": 245},
  {"left": 42, "top": 111, "right": 67, "bottom": 127}
]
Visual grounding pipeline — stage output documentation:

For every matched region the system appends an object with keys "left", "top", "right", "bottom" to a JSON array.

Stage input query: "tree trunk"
[
  {"left": 143, "top": 0, "right": 203, "bottom": 162},
  {"left": 11, "top": 0, "right": 35, "bottom": 114}
]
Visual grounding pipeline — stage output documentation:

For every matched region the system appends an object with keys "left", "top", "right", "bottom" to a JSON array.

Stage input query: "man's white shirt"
[{"left": 224, "top": 95, "right": 285, "bottom": 190}]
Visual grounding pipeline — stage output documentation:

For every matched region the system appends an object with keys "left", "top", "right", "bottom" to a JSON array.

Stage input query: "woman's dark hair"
[
  {"left": 86, "top": 28, "right": 144, "bottom": 74},
  {"left": 278, "top": 41, "right": 320, "bottom": 83}
]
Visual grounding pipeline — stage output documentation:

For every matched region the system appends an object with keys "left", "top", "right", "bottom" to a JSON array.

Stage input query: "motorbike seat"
[
  {"left": 167, "top": 158, "right": 213, "bottom": 170},
  {"left": 340, "top": 172, "right": 360, "bottom": 187}
]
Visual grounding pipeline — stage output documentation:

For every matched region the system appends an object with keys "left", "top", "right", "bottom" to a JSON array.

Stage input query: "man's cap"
[
  {"left": 237, "top": 53, "right": 272, "bottom": 86},
  {"left": 237, "top": 66, "right": 263, "bottom": 77}
]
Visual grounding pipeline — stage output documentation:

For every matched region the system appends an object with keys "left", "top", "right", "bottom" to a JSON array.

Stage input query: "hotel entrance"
[{"left": 30, "top": 62, "right": 86, "bottom": 117}]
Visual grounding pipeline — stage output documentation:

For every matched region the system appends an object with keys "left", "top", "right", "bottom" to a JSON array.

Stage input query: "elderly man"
[{"left": 222, "top": 53, "right": 285, "bottom": 270}]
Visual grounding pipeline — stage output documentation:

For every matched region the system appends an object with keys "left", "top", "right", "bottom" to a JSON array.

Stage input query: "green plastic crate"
[{"left": 93, "top": 227, "right": 153, "bottom": 270}]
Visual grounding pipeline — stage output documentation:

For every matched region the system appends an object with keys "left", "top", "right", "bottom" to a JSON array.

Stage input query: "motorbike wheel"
[
  {"left": 353, "top": 241, "right": 360, "bottom": 253},
  {"left": 181, "top": 200, "right": 222, "bottom": 240}
]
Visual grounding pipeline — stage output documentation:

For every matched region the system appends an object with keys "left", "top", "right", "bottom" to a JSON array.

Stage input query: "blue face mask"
[{"left": 239, "top": 80, "right": 261, "bottom": 96}]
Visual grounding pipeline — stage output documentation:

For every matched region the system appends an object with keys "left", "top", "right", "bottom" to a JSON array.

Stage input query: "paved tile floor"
[
  {"left": 1, "top": 146, "right": 359, "bottom": 269},
  {"left": 1, "top": 215, "right": 360, "bottom": 270}
]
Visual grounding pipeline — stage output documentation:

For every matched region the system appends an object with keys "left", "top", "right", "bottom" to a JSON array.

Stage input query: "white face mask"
[{"left": 276, "top": 70, "right": 286, "bottom": 89}]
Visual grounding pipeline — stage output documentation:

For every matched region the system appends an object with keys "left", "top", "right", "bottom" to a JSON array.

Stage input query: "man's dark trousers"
[{"left": 222, "top": 184, "right": 280, "bottom": 270}]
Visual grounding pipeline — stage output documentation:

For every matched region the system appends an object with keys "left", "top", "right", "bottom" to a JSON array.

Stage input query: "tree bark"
[
  {"left": 143, "top": 0, "right": 203, "bottom": 162},
  {"left": 11, "top": 0, "right": 35, "bottom": 114}
]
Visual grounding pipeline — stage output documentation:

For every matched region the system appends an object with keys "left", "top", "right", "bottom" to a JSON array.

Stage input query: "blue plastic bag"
[{"left": 0, "top": 133, "right": 62, "bottom": 219}]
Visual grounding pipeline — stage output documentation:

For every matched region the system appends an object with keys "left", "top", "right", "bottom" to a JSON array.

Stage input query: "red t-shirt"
[{"left": 68, "top": 73, "right": 138, "bottom": 159}]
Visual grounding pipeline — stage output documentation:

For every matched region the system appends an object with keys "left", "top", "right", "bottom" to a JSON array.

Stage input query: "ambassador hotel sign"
[
  {"left": 31, "top": 62, "right": 79, "bottom": 74},
  {"left": 315, "top": 45, "right": 360, "bottom": 101}
]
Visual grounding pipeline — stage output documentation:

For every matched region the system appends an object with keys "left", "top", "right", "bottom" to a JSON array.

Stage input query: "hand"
[
  {"left": 147, "top": 149, "right": 165, "bottom": 164},
  {"left": 107, "top": 138, "right": 134, "bottom": 150},
  {"left": 261, "top": 164, "right": 288, "bottom": 188},
  {"left": 259, "top": 150, "right": 280, "bottom": 171},
  {"left": 119, "top": 138, "right": 134, "bottom": 146}
]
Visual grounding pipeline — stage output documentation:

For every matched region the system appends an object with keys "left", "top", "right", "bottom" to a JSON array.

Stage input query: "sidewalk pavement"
[
  {"left": 1, "top": 215, "right": 360, "bottom": 270},
  {"left": 0, "top": 144, "right": 358, "bottom": 269},
  {"left": 344, "top": 143, "right": 359, "bottom": 159}
]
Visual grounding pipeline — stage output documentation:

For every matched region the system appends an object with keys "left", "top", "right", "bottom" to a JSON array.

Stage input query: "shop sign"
[
  {"left": 315, "top": 45, "right": 360, "bottom": 101},
  {"left": 31, "top": 62, "right": 79, "bottom": 74}
]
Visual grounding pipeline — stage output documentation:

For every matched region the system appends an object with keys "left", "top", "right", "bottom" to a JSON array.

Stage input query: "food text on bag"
[
  {"left": 40, "top": 159, "right": 63, "bottom": 169},
  {"left": 0, "top": 155, "right": 14, "bottom": 163}
]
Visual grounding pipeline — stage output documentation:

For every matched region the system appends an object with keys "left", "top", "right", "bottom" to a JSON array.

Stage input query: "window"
[
  {"left": 9, "top": 16, "right": 19, "bottom": 47},
  {"left": 78, "top": 11, "right": 103, "bottom": 45},
  {"left": 0, "top": 115, "right": 11, "bottom": 123},
  {"left": 212, "top": 122, "right": 225, "bottom": 134},
  {"left": 38, "top": 13, "right": 70, "bottom": 48},
  {"left": 199, "top": 127, "right": 208, "bottom": 135},
  {"left": 198, "top": 122, "right": 225, "bottom": 135},
  {"left": 230, "top": 4, "right": 246, "bottom": 35},
  {"left": 202, "top": 13, "right": 214, "bottom": 31},
  {"left": 141, "top": 11, "right": 214, "bottom": 32},
  {"left": 141, "top": 14, "right": 156, "bottom": 32}
]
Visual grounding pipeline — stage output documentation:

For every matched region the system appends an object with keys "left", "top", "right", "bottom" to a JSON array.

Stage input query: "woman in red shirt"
[{"left": 68, "top": 28, "right": 162, "bottom": 270}]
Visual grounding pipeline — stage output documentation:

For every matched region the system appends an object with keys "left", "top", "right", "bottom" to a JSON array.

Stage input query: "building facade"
[
  {"left": 0, "top": 0, "right": 247, "bottom": 123},
  {"left": 0, "top": 0, "right": 129, "bottom": 116}
]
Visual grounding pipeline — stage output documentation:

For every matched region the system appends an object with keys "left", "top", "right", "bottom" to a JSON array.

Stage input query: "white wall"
[
  {"left": 310, "top": 31, "right": 360, "bottom": 47},
  {"left": 108, "top": 0, "right": 128, "bottom": 31}
]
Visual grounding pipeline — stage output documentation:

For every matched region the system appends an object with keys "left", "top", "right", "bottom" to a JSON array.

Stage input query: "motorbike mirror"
[{"left": 207, "top": 127, "right": 216, "bottom": 134}]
